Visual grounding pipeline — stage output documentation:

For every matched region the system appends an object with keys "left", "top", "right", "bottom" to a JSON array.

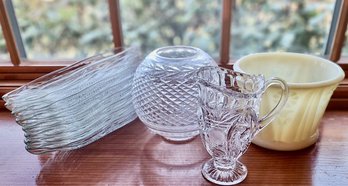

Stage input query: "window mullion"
[
  {"left": 108, "top": 0, "right": 123, "bottom": 48},
  {"left": 0, "top": 0, "right": 20, "bottom": 66},
  {"left": 220, "top": 0, "right": 232, "bottom": 66},
  {"left": 324, "top": 0, "right": 348, "bottom": 62},
  {"left": 4, "top": 0, "right": 25, "bottom": 58}
]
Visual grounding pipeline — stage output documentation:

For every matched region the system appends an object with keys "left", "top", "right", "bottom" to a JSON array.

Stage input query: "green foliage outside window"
[
  {"left": 231, "top": 0, "right": 335, "bottom": 57},
  {"left": 120, "top": 0, "right": 221, "bottom": 56},
  {"left": 0, "top": 0, "right": 344, "bottom": 60},
  {"left": 12, "top": 0, "right": 113, "bottom": 59},
  {"left": 0, "top": 29, "right": 8, "bottom": 61},
  {"left": 344, "top": 32, "right": 348, "bottom": 54}
]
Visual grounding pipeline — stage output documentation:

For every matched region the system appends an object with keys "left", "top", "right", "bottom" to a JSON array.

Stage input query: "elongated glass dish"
[{"left": 2, "top": 47, "right": 141, "bottom": 154}]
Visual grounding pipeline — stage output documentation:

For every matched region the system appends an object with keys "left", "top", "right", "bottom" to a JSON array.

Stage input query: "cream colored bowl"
[{"left": 234, "top": 52, "right": 345, "bottom": 151}]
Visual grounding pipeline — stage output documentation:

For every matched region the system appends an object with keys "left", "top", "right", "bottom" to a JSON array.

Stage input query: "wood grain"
[
  {"left": 0, "top": 111, "right": 348, "bottom": 185},
  {"left": 219, "top": 0, "right": 232, "bottom": 66},
  {"left": 0, "top": 72, "right": 45, "bottom": 80},
  {"left": 108, "top": 0, "right": 123, "bottom": 48}
]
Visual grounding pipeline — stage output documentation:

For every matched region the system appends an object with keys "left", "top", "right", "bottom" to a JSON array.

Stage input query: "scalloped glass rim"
[{"left": 197, "top": 66, "right": 266, "bottom": 98}]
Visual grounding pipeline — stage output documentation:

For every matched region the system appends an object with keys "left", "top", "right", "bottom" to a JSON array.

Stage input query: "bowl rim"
[
  {"left": 233, "top": 52, "right": 345, "bottom": 88},
  {"left": 153, "top": 45, "right": 200, "bottom": 61}
]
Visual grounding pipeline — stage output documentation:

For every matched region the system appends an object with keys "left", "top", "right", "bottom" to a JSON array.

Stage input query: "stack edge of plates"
[{"left": 2, "top": 47, "right": 141, "bottom": 154}]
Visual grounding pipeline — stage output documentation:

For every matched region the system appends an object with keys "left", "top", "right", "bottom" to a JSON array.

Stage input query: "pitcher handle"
[{"left": 258, "top": 77, "right": 289, "bottom": 129}]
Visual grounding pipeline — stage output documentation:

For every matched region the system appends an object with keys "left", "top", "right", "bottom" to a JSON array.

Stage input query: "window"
[
  {"left": 343, "top": 31, "right": 348, "bottom": 55},
  {"left": 0, "top": 28, "right": 9, "bottom": 63},
  {"left": 12, "top": 0, "right": 113, "bottom": 60},
  {"left": 0, "top": 0, "right": 347, "bottom": 110},
  {"left": 119, "top": 0, "right": 221, "bottom": 57},
  {"left": 231, "top": 0, "right": 335, "bottom": 58}
]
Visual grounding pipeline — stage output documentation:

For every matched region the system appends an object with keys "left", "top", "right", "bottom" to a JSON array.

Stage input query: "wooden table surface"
[{"left": 1, "top": 111, "right": 348, "bottom": 186}]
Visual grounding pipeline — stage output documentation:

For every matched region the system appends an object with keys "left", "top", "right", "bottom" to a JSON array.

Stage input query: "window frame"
[{"left": 0, "top": 0, "right": 347, "bottom": 110}]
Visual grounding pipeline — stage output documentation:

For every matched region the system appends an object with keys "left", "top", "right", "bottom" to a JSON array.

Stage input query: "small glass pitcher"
[{"left": 196, "top": 66, "right": 289, "bottom": 185}]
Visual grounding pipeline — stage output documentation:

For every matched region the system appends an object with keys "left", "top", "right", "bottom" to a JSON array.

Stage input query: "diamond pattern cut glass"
[{"left": 132, "top": 46, "right": 217, "bottom": 141}]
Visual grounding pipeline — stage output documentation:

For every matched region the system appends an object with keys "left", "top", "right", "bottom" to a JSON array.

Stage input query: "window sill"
[{"left": 0, "top": 110, "right": 347, "bottom": 185}]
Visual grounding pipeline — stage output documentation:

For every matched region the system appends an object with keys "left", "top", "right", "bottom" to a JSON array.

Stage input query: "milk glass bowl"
[
  {"left": 234, "top": 52, "right": 345, "bottom": 151},
  {"left": 132, "top": 46, "right": 217, "bottom": 141}
]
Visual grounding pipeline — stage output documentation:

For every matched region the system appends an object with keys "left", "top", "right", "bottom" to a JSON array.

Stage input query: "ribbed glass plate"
[{"left": 2, "top": 47, "right": 141, "bottom": 154}]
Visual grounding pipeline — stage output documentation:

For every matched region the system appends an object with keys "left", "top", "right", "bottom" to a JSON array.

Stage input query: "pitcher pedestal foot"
[{"left": 201, "top": 159, "right": 247, "bottom": 185}]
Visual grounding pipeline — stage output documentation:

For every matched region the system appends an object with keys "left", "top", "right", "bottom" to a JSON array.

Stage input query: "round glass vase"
[{"left": 132, "top": 46, "right": 217, "bottom": 141}]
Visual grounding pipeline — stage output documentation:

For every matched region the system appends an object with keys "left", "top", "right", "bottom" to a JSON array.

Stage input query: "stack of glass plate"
[{"left": 2, "top": 47, "right": 141, "bottom": 154}]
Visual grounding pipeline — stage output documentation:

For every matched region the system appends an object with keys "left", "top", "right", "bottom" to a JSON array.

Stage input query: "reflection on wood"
[{"left": 0, "top": 111, "right": 348, "bottom": 185}]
